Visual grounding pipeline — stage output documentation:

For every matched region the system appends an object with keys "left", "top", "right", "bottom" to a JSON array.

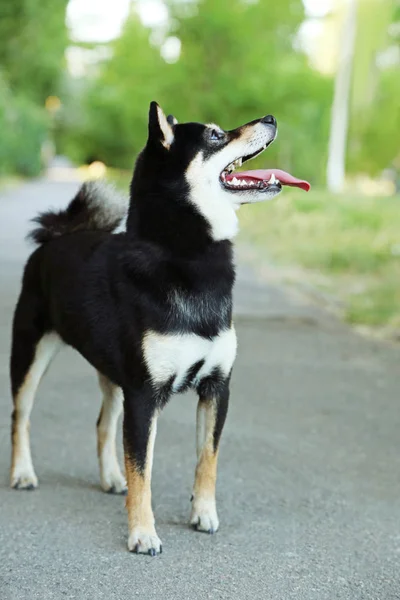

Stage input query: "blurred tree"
[
  {"left": 348, "top": 0, "right": 400, "bottom": 175},
  {"left": 60, "top": 11, "right": 169, "bottom": 167},
  {"left": 0, "top": 0, "right": 68, "bottom": 102},
  {"left": 64, "top": 0, "right": 333, "bottom": 183},
  {"left": 165, "top": 0, "right": 306, "bottom": 122},
  {"left": 326, "top": 0, "right": 399, "bottom": 188},
  {"left": 0, "top": 0, "right": 68, "bottom": 176},
  {"left": 0, "top": 72, "right": 47, "bottom": 176},
  {"left": 163, "top": 0, "right": 333, "bottom": 183}
]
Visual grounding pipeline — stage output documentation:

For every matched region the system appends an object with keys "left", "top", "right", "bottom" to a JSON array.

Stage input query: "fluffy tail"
[{"left": 28, "top": 181, "right": 129, "bottom": 245}]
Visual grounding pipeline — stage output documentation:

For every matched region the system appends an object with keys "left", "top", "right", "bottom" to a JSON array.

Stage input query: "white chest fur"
[{"left": 143, "top": 327, "right": 237, "bottom": 393}]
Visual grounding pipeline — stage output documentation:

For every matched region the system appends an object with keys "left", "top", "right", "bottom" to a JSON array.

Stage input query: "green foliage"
[
  {"left": 0, "top": 0, "right": 68, "bottom": 103},
  {"left": 0, "top": 0, "right": 67, "bottom": 176},
  {"left": 350, "top": 68, "right": 400, "bottom": 175},
  {"left": 0, "top": 0, "right": 396, "bottom": 183},
  {"left": 61, "top": 0, "right": 332, "bottom": 183},
  {"left": 348, "top": 0, "right": 400, "bottom": 174},
  {"left": 59, "top": 15, "right": 169, "bottom": 167},
  {"left": 163, "top": 0, "right": 332, "bottom": 184},
  {"left": 62, "top": 0, "right": 398, "bottom": 182},
  {"left": 0, "top": 73, "right": 48, "bottom": 177}
]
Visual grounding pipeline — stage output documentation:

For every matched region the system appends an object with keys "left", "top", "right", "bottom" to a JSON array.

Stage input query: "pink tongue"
[{"left": 226, "top": 168, "right": 310, "bottom": 191}]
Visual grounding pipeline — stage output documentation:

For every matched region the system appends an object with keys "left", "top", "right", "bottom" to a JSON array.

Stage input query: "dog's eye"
[{"left": 210, "top": 129, "right": 224, "bottom": 141}]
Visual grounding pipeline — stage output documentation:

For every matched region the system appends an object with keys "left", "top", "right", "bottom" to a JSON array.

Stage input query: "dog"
[{"left": 9, "top": 102, "right": 309, "bottom": 555}]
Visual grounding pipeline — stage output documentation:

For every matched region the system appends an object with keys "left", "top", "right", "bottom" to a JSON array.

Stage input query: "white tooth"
[
  {"left": 237, "top": 158, "right": 242, "bottom": 167},
  {"left": 268, "top": 173, "right": 276, "bottom": 184},
  {"left": 275, "top": 178, "right": 280, "bottom": 184},
  {"left": 232, "top": 177, "right": 239, "bottom": 185}
]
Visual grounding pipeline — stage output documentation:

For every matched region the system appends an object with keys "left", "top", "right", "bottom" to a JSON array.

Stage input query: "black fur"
[
  {"left": 11, "top": 104, "right": 239, "bottom": 463},
  {"left": 28, "top": 181, "right": 127, "bottom": 244},
  {"left": 10, "top": 103, "right": 276, "bottom": 549}
]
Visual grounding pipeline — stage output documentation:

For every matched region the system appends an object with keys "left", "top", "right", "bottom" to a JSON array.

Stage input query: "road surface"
[{"left": 0, "top": 179, "right": 399, "bottom": 599}]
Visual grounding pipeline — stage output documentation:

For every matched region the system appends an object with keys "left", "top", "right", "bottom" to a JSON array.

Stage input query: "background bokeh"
[{"left": 0, "top": 0, "right": 399, "bottom": 333}]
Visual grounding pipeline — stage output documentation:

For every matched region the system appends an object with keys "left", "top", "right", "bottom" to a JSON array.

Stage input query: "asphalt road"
[{"left": 1, "top": 179, "right": 400, "bottom": 600}]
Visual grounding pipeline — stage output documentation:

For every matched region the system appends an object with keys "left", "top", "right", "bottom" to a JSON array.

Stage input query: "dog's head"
[{"left": 136, "top": 102, "right": 309, "bottom": 242}]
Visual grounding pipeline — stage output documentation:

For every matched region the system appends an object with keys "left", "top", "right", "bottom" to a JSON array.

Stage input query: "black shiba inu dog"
[{"left": 10, "top": 102, "right": 309, "bottom": 555}]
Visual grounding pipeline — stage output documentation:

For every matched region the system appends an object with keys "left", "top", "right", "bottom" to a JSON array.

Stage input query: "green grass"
[{"left": 238, "top": 190, "right": 400, "bottom": 332}]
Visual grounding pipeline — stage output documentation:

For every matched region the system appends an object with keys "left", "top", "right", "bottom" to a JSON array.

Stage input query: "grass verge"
[{"left": 238, "top": 190, "right": 400, "bottom": 335}]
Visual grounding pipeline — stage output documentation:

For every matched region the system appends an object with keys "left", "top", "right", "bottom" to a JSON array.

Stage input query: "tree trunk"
[{"left": 326, "top": 0, "right": 357, "bottom": 193}]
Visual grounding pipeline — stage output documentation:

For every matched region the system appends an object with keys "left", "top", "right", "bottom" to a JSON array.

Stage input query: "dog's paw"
[
  {"left": 101, "top": 471, "right": 127, "bottom": 495},
  {"left": 11, "top": 469, "right": 38, "bottom": 491},
  {"left": 128, "top": 528, "right": 162, "bottom": 556},
  {"left": 190, "top": 497, "right": 219, "bottom": 534}
]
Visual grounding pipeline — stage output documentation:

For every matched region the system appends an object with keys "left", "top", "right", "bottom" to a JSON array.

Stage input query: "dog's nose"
[{"left": 261, "top": 115, "right": 277, "bottom": 127}]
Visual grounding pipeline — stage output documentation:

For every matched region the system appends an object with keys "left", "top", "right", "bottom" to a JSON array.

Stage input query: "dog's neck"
[
  {"left": 127, "top": 194, "right": 236, "bottom": 262},
  {"left": 126, "top": 149, "right": 239, "bottom": 258}
]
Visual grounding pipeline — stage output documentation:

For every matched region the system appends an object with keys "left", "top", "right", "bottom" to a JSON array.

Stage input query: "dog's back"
[{"left": 14, "top": 185, "right": 139, "bottom": 400}]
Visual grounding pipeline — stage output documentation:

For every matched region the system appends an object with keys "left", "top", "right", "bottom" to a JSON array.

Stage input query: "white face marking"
[
  {"left": 142, "top": 327, "right": 237, "bottom": 393},
  {"left": 185, "top": 122, "right": 277, "bottom": 241},
  {"left": 186, "top": 153, "right": 239, "bottom": 241}
]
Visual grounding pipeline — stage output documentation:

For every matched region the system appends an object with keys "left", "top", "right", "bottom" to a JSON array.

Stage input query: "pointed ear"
[{"left": 148, "top": 101, "right": 174, "bottom": 149}]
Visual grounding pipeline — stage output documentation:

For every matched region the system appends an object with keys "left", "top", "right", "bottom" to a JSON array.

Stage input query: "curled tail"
[{"left": 28, "top": 181, "right": 129, "bottom": 245}]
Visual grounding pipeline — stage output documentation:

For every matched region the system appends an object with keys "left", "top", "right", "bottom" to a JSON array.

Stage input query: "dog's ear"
[{"left": 148, "top": 101, "right": 174, "bottom": 149}]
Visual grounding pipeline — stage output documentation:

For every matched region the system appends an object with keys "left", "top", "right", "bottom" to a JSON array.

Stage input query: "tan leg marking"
[
  {"left": 97, "top": 373, "right": 126, "bottom": 494},
  {"left": 11, "top": 332, "right": 62, "bottom": 489},
  {"left": 125, "top": 415, "right": 162, "bottom": 554},
  {"left": 190, "top": 399, "right": 220, "bottom": 533}
]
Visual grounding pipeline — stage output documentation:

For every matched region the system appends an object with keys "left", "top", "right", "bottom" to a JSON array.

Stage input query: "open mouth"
[{"left": 219, "top": 148, "right": 310, "bottom": 194}]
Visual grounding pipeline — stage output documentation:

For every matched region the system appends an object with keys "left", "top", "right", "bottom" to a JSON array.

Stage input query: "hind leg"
[
  {"left": 10, "top": 331, "right": 62, "bottom": 489},
  {"left": 97, "top": 373, "right": 126, "bottom": 494}
]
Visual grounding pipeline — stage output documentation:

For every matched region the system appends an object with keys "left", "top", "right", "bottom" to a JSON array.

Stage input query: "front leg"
[
  {"left": 123, "top": 387, "right": 161, "bottom": 555},
  {"left": 190, "top": 379, "right": 229, "bottom": 534}
]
